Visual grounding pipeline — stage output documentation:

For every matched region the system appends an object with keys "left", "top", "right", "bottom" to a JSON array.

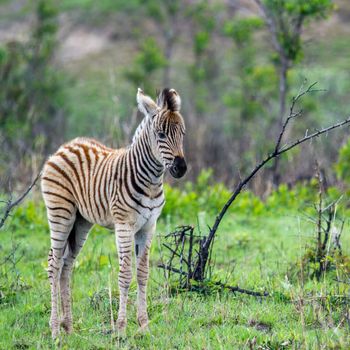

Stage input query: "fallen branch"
[
  {"left": 157, "top": 262, "right": 268, "bottom": 297},
  {"left": 157, "top": 263, "right": 189, "bottom": 276},
  {"left": 214, "top": 281, "right": 269, "bottom": 297},
  {"left": 0, "top": 171, "right": 42, "bottom": 229}
]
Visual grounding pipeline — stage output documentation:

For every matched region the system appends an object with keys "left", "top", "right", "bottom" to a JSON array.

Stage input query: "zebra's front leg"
[
  {"left": 135, "top": 224, "right": 154, "bottom": 331},
  {"left": 115, "top": 225, "right": 134, "bottom": 334}
]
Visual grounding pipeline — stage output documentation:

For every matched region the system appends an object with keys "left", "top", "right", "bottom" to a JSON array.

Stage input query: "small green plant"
[{"left": 0, "top": 240, "right": 30, "bottom": 306}]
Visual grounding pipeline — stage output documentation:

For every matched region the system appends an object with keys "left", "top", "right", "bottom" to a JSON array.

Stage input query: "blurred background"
[{"left": 1, "top": 0, "right": 350, "bottom": 194}]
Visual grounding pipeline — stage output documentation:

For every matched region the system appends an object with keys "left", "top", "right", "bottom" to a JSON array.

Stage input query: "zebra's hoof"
[
  {"left": 60, "top": 318, "right": 73, "bottom": 334},
  {"left": 116, "top": 318, "right": 127, "bottom": 337},
  {"left": 50, "top": 319, "right": 60, "bottom": 339},
  {"left": 116, "top": 327, "right": 127, "bottom": 339},
  {"left": 137, "top": 314, "right": 149, "bottom": 331},
  {"left": 51, "top": 327, "right": 60, "bottom": 339}
]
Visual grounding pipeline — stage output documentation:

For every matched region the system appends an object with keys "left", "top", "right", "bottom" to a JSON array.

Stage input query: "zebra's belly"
[
  {"left": 76, "top": 194, "right": 165, "bottom": 232},
  {"left": 77, "top": 203, "right": 113, "bottom": 228}
]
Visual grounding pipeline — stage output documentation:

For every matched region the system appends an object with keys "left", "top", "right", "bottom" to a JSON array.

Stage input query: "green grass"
[{"left": 1, "top": 199, "right": 350, "bottom": 349}]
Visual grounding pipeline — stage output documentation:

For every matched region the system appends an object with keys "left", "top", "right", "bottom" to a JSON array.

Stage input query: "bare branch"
[
  {"left": 276, "top": 117, "right": 350, "bottom": 156},
  {"left": 163, "top": 243, "right": 190, "bottom": 267},
  {"left": 206, "top": 116, "right": 350, "bottom": 247},
  {"left": 157, "top": 264, "right": 188, "bottom": 276},
  {"left": 273, "top": 81, "right": 318, "bottom": 154},
  {"left": 157, "top": 263, "right": 269, "bottom": 297}
]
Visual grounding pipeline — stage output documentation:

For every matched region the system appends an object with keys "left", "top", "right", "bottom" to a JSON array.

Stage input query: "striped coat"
[{"left": 42, "top": 88, "right": 187, "bottom": 338}]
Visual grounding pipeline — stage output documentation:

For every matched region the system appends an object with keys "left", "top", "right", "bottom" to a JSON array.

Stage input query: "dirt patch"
[{"left": 58, "top": 27, "right": 110, "bottom": 63}]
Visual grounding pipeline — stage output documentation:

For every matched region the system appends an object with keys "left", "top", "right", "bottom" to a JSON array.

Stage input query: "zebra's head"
[{"left": 137, "top": 88, "right": 187, "bottom": 178}]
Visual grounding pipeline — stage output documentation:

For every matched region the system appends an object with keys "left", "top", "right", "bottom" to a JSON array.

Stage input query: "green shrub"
[
  {"left": 10, "top": 200, "right": 48, "bottom": 232},
  {"left": 162, "top": 169, "right": 232, "bottom": 221},
  {"left": 266, "top": 181, "right": 319, "bottom": 214},
  {"left": 162, "top": 169, "right": 326, "bottom": 222},
  {"left": 162, "top": 170, "right": 228, "bottom": 220}
]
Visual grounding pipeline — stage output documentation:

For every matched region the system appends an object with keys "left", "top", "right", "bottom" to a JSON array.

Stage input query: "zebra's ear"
[
  {"left": 157, "top": 88, "right": 181, "bottom": 112},
  {"left": 137, "top": 88, "right": 158, "bottom": 116}
]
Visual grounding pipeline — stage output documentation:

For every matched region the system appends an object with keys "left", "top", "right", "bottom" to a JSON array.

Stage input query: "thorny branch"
[
  {"left": 273, "top": 82, "right": 319, "bottom": 154},
  {"left": 0, "top": 171, "right": 42, "bottom": 229}
]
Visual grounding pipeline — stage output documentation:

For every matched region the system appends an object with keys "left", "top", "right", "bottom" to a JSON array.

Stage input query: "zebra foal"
[{"left": 41, "top": 88, "right": 187, "bottom": 338}]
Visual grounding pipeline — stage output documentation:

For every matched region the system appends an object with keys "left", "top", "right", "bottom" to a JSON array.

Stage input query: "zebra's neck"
[
  {"left": 132, "top": 115, "right": 151, "bottom": 144},
  {"left": 128, "top": 122, "right": 164, "bottom": 185}
]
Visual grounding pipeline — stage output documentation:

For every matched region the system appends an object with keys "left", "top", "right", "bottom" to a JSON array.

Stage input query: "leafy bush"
[
  {"left": 264, "top": 0, "right": 333, "bottom": 63},
  {"left": 10, "top": 200, "right": 48, "bottom": 232},
  {"left": 162, "top": 168, "right": 337, "bottom": 222},
  {"left": 266, "top": 181, "right": 318, "bottom": 214},
  {"left": 162, "top": 169, "right": 231, "bottom": 221}
]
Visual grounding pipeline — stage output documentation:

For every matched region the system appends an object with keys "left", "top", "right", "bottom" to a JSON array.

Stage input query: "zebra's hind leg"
[
  {"left": 47, "top": 207, "right": 76, "bottom": 339},
  {"left": 60, "top": 212, "right": 92, "bottom": 334},
  {"left": 47, "top": 247, "right": 63, "bottom": 339}
]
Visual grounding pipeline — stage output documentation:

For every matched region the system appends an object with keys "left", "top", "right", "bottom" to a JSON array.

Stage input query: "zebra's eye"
[{"left": 158, "top": 132, "right": 167, "bottom": 140}]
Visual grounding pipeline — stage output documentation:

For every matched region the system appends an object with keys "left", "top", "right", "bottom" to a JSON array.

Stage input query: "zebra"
[{"left": 41, "top": 88, "right": 187, "bottom": 338}]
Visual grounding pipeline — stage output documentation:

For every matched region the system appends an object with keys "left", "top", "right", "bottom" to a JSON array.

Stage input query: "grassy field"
[
  {"left": 1, "top": 197, "right": 350, "bottom": 350},
  {"left": 1, "top": 2, "right": 350, "bottom": 348}
]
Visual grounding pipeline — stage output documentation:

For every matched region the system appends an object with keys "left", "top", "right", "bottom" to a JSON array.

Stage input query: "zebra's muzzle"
[{"left": 169, "top": 156, "right": 187, "bottom": 178}]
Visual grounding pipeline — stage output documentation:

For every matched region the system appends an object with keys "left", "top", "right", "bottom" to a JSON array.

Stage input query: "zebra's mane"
[
  {"left": 157, "top": 88, "right": 181, "bottom": 112},
  {"left": 132, "top": 115, "right": 150, "bottom": 144}
]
